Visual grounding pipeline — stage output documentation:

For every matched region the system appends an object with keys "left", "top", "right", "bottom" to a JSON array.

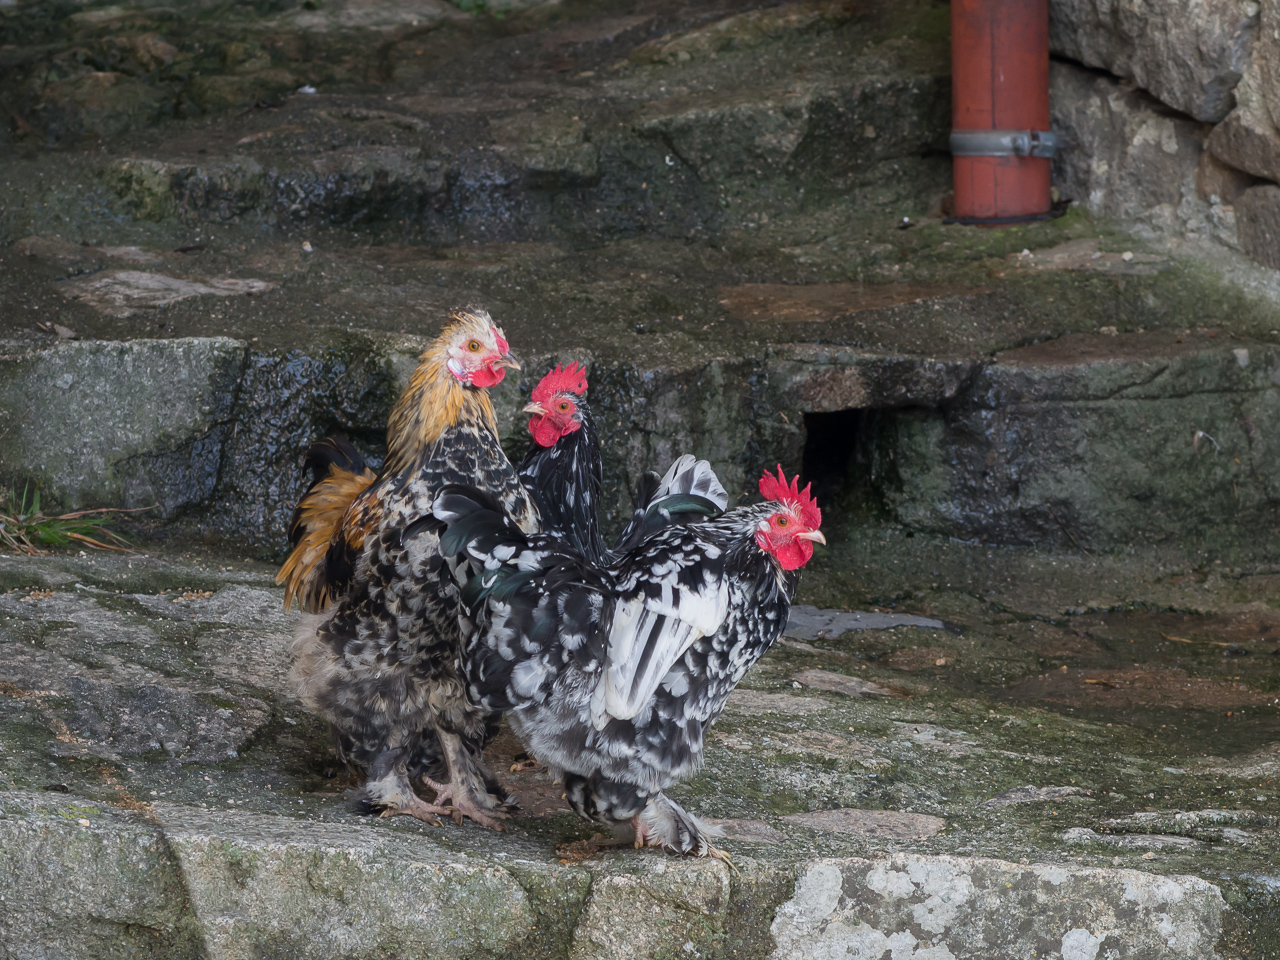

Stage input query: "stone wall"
[{"left": 1049, "top": 0, "right": 1280, "bottom": 268}]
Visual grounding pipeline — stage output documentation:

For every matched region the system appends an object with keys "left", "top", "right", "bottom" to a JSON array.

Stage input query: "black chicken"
[
  {"left": 517, "top": 362, "right": 607, "bottom": 565},
  {"left": 432, "top": 466, "right": 824, "bottom": 857},
  {"left": 516, "top": 362, "right": 727, "bottom": 564}
]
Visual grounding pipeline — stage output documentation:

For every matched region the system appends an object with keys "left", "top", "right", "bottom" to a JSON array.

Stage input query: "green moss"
[{"left": 104, "top": 159, "right": 178, "bottom": 222}]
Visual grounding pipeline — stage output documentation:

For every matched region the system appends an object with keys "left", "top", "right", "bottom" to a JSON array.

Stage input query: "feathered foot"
[
  {"left": 423, "top": 730, "right": 513, "bottom": 831},
  {"left": 351, "top": 747, "right": 449, "bottom": 826},
  {"left": 423, "top": 775, "right": 510, "bottom": 830},
  {"left": 631, "top": 792, "right": 729, "bottom": 860}
]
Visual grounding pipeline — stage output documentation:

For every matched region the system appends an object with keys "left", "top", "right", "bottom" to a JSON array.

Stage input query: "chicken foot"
[
  {"left": 357, "top": 747, "right": 451, "bottom": 826},
  {"left": 378, "top": 793, "right": 451, "bottom": 827},
  {"left": 423, "top": 729, "right": 512, "bottom": 831},
  {"left": 632, "top": 792, "right": 730, "bottom": 860}
]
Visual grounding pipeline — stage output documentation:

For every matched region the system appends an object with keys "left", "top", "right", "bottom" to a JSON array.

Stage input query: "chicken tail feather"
[{"left": 277, "top": 437, "right": 377, "bottom": 611}]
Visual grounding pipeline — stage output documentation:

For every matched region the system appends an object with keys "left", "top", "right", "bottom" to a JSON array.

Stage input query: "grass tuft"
[{"left": 0, "top": 485, "right": 145, "bottom": 555}]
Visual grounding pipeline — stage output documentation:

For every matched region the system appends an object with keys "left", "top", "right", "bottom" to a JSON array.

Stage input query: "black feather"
[
  {"left": 323, "top": 537, "right": 359, "bottom": 594},
  {"left": 518, "top": 397, "right": 607, "bottom": 565},
  {"left": 303, "top": 436, "right": 368, "bottom": 486}
]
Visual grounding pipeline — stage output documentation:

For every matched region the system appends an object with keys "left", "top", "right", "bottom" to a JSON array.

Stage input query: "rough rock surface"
[
  {"left": 2, "top": 544, "right": 1279, "bottom": 957},
  {"left": 771, "top": 856, "right": 1225, "bottom": 959},
  {"left": 1048, "top": 0, "right": 1258, "bottom": 122},
  {"left": 1235, "top": 183, "right": 1280, "bottom": 268},
  {"left": 1207, "top": 59, "right": 1280, "bottom": 183},
  {"left": 1050, "top": 61, "right": 1231, "bottom": 244},
  {"left": 0, "top": 337, "right": 246, "bottom": 516},
  {"left": 881, "top": 328, "right": 1280, "bottom": 549}
]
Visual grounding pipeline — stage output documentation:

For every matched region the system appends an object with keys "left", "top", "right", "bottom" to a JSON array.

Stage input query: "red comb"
[
  {"left": 490, "top": 326, "right": 510, "bottom": 355},
  {"left": 532, "top": 362, "right": 589, "bottom": 402},
  {"left": 758, "top": 465, "right": 821, "bottom": 529}
]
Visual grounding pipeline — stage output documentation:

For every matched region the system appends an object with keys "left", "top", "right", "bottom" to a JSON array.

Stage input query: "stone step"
[
  {"left": 0, "top": 789, "right": 1233, "bottom": 960},
  {"left": 4, "top": 0, "right": 950, "bottom": 241},
  {"left": 2, "top": 262, "right": 1277, "bottom": 554},
  {"left": 99, "top": 65, "right": 947, "bottom": 242},
  {"left": 2, "top": 549, "right": 1277, "bottom": 957}
]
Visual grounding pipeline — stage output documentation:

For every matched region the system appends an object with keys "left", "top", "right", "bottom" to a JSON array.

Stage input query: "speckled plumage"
[
  {"left": 286, "top": 311, "right": 537, "bottom": 825},
  {"left": 433, "top": 488, "right": 801, "bottom": 856}
]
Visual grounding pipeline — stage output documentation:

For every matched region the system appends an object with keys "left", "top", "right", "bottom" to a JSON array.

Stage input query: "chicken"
[
  {"left": 432, "top": 465, "right": 824, "bottom": 856},
  {"left": 282, "top": 309, "right": 537, "bottom": 829},
  {"left": 517, "top": 362, "right": 606, "bottom": 565},
  {"left": 518, "top": 362, "right": 728, "bottom": 564}
]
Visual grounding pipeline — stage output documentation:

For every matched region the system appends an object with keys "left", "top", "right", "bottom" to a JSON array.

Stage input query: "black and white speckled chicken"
[
  {"left": 281, "top": 309, "right": 537, "bottom": 829},
  {"left": 433, "top": 465, "right": 824, "bottom": 857}
]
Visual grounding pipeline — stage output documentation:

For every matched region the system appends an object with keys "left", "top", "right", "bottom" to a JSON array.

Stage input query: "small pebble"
[
  {"left": 1121, "top": 251, "right": 1134, "bottom": 261},
  {"left": 297, "top": 85, "right": 317, "bottom": 95},
  {"left": 302, "top": 242, "right": 314, "bottom": 253},
  {"left": 77, "top": 818, "right": 90, "bottom": 827}
]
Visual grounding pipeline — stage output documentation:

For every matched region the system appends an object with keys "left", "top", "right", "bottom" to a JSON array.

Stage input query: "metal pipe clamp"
[{"left": 949, "top": 129, "right": 1058, "bottom": 159}]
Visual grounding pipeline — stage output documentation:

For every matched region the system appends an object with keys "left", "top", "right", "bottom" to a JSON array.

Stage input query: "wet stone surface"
[{"left": 0, "top": 540, "right": 1278, "bottom": 956}]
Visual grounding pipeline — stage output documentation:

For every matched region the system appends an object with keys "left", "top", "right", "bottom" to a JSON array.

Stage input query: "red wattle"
[
  {"left": 529, "top": 415, "right": 581, "bottom": 447},
  {"left": 756, "top": 533, "right": 814, "bottom": 571},
  {"left": 470, "top": 363, "right": 506, "bottom": 388},
  {"left": 530, "top": 416, "right": 562, "bottom": 447}
]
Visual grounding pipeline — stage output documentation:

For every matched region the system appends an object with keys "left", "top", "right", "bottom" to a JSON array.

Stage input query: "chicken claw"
[
  {"left": 630, "top": 796, "right": 731, "bottom": 860},
  {"left": 423, "top": 776, "right": 510, "bottom": 830},
  {"left": 378, "top": 793, "right": 450, "bottom": 827},
  {"left": 509, "top": 753, "right": 540, "bottom": 773}
]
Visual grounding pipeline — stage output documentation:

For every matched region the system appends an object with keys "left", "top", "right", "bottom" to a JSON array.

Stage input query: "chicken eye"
[
  {"left": 776, "top": 516, "right": 789, "bottom": 527},
  {"left": 468, "top": 340, "right": 481, "bottom": 352},
  {"left": 558, "top": 401, "right": 570, "bottom": 412}
]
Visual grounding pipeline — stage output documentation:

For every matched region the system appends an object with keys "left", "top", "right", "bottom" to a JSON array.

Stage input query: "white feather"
[
  {"left": 601, "top": 578, "right": 729, "bottom": 722},
  {"left": 651, "top": 455, "right": 729, "bottom": 510},
  {"left": 512, "top": 658, "right": 551, "bottom": 699}
]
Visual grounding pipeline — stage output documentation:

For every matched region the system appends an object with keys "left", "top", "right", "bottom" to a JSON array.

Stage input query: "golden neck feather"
[{"left": 383, "top": 341, "right": 497, "bottom": 474}]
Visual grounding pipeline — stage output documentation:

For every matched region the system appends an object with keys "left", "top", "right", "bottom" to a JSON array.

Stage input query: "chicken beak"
[
  {"left": 523, "top": 401, "right": 548, "bottom": 416},
  {"left": 497, "top": 355, "right": 521, "bottom": 371},
  {"left": 797, "top": 530, "right": 827, "bottom": 545}
]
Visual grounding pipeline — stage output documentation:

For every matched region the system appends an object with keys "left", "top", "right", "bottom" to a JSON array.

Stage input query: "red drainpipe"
[{"left": 950, "top": 0, "right": 1056, "bottom": 225}]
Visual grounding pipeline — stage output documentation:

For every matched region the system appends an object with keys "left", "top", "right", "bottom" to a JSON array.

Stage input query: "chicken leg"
[
  {"left": 423, "top": 729, "right": 513, "bottom": 830},
  {"left": 633, "top": 792, "right": 729, "bottom": 860},
  {"left": 356, "top": 747, "right": 451, "bottom": 826}
]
